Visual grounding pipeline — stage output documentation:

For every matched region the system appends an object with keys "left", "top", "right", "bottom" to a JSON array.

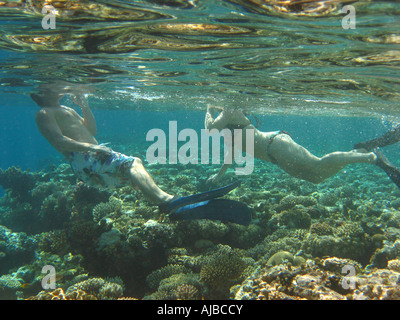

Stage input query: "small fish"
[{"left": 56, "top": 274, "right": 64, "bottom": 281}]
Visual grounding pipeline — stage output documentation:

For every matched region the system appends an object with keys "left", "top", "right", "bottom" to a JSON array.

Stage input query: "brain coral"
[{"left": 266, "top": 251, "right": 295, "bottom": 267}]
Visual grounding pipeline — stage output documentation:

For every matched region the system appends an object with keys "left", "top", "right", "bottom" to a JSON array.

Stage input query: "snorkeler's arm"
[
  {"left": 207, "top": 163, "right": 232, "bottom": 184},
  {"left": 35, "top": 110, "right": 108, "bottom": 154},
  {"left": 205, "top": 105, "right": 230, "bottom": 130},
  {"left": 71, "top": 95, "right": 97, "bottom": 136}
]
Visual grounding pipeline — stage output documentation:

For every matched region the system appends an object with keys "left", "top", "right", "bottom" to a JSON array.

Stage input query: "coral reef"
[
  {"left": 199, "top": 245, "right": 254, "bottom": 299},
  {"left": 278, "top": 206, "right": 312, "bottom": 229},
  {"left": 0, "top": 225, "right": 37, "bottom": 275},
  {"left": 233, "top": 257, "right": 400, "bottom": 300},
  {"left": 27, "top": 277, "right": 126, "bottom": 300},
  {"left": 146, "top": 264, "right": 191, "bottom": 290},
  {"left": 0, "top": 155, "right": 400, "bottom": 300},
  {"left": 266, "top": 251, "right": 305, "bottom": 267},
  {"left": 0, "top": 274, "right": 22, "bottom": 300},
  {"left": 92, "top": 196, "right": 123, "bottom": 223},
  {"left": 66, "top": 277, "right": 124, "bottom": 300},
  {"left": 0, "top": 167, "right": 37, "bottom": 202}
]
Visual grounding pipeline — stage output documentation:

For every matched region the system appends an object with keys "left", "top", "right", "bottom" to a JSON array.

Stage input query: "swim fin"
[
  {"left": 374, "top": 148, "right": 400, "bottom": 189},
  {"left": 354, "top": 125, "right": 400, "bottom": 152},
  {"left": 159, "top": 180, "right": 241, "bottom": 213},
  {"left": 168, "top": 199, "right": 252, "bottom": 226}
]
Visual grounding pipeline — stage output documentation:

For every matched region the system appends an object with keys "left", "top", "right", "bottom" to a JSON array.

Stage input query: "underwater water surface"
[{"left": 0, "top": 0, "right": 399, "bottom": 301}]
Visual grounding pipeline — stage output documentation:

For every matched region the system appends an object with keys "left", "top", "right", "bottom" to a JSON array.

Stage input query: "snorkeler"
[
  {"left": 205, "top": 105, "right": 400, "bottom": 188},
  {"left": 32, "top": 87, "right": 251, "bottom": 225}
]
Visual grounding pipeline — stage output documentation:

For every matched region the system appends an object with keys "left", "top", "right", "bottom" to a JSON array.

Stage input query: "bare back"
[
  {"left": 205, "top": 108, "right": 275, "bottom": 162},
  {"left": 36, "top": 105, "right": 98, "bottom": 156}
]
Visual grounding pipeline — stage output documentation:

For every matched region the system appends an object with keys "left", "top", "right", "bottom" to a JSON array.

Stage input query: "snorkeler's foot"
[
  {"left": 354, "top": 125, "right": 400, "bottom": 152},
  {"left": 158, "top": 180, "right": 241, "bottom": 213},
  {"left": 374, "top": 148, "right": 400, "bottom": 189},
  {"left": 168, "top": 199, "right": 252, "bottom": 226}
]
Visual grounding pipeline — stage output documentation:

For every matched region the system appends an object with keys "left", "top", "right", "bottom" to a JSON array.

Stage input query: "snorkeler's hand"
[
  {"left": 89, "top": 144, "right": 112, "bottom": 154},
  {"left": 207, "top": 104, "right": 223, "bottom": 113},
  {"left": 71, "top": 94, "right": 89, "bottom": 109},
  {"left": 206, "top": 173, "right": 220, "bottom": 185}
]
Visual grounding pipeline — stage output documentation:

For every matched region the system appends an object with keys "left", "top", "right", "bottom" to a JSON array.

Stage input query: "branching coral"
[
  {"left": 0, "top": 166, "right": 37, "bottom": 202},
  {"left": 146, "top": 264, "right": 191, "bottom": 290},
  {"left": 199, "top": 245, "right": 251, "bottom": 298},
  {"left": 334, "top": 223, "right": 365, "bottom": 239},
  {"left": 0, "top": 274, "right": 22, "bottom": 299},
  {"left": 38, "top": 230, "right": 71, "bottom": 256},
  {"left": 0, "top": 226, "right": 37, "bottom": 275},
  {"left": 146, "top": 273, "right": 201, "bottom": 300},
  {"left": 174, "top": 283, "right": 201, "bottom": 300},
  {"left": 65, "top": 277, "right": 124, "bottom": 300}
]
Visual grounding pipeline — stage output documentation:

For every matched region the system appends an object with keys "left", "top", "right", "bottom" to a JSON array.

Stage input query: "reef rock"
[{"left": 233, "top": 257, "right": 400, "bottom": 300}]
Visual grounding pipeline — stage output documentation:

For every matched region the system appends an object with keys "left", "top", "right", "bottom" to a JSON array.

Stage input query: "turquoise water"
[{"left": 0, "top": 0, "right": 400, "bottom": 301}]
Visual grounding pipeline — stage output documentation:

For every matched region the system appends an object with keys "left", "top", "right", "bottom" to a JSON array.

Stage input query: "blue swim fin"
[
  {"left": 169, "top": 199, "right": 252, "bottom": 226},
  {"left": 374, "top": 148, "right": 400, "bottom": 189},
  {"left": 159, "top": 180, "right": 241, "bottom": 213},
  {"left": 354, "top": 125, "right": 400, "bottom": 152}
]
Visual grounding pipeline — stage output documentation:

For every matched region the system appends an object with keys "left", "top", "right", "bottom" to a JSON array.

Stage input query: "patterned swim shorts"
[{"left": 69, "top": 150, "right": 135, "bottom": 189}]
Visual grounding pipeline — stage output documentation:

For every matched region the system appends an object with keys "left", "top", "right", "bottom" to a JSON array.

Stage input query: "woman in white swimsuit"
[{"left": 205, "top": 105, "right": 380, "bottom": 185}]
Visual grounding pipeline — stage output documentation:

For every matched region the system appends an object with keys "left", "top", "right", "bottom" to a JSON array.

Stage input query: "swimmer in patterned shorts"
[
  {"left": 68, "top": 150, "right": 136, "bottom": 189},
  {"left": 33, "top": 86, "right": 174, "bottom": 205}
]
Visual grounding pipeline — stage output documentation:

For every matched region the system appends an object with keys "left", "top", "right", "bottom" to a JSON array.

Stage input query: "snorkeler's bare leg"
[
  {"left": 269, "top": 134, "right": 377, "bottom": 183},
  {"left": 129, "top": 158, "right": 174, "bottom": 204}
]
